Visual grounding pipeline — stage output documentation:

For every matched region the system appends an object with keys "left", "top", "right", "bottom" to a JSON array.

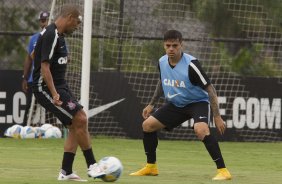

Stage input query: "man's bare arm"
[
  {"left": 205, "top": 84, "right": 220, "bottom": 117},
  {"left": 41, "top": 62, "right": 62, "bottom": 106},
  {"left": 23, "top": 54, "right": 33, "bottom": 80},
  {"left": 22, "top": 54, "right": 33, "bottom": 93},
  {"left": 149, "top": 79, "right": 163, "bottom": 107},
  {"left": 205, "top": 84, "right": 226, "bottom": 134},
  {"left": 142, "top": 79, "right": 163, "bottom": 119}
]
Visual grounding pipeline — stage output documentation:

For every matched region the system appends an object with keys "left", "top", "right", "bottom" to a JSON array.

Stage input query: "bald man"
[{"left": 32, "top": 4, "right": 105, "bottom": 181}]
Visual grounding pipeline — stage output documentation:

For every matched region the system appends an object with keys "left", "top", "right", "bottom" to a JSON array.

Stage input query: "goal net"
[{"left": 30, "top": 0, "right": 281, "bottom": 141}]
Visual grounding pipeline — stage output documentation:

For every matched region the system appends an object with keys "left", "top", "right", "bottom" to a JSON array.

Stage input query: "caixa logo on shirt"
[
  {"left": 58, "top": 57, "right": 68, "bottom": 64},
  {"left": 163, "top": 79, "right": 186, "bottom": 88}
]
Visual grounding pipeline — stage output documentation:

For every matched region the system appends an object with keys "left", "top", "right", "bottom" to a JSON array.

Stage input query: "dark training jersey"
[{"left": 33, "top": 23, "right": 68, "bottom": 92}]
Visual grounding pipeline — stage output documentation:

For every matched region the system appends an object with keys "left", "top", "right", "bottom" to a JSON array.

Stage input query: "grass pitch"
[{"left": 0, "top": 137, "right": 281, "bottom": 184}]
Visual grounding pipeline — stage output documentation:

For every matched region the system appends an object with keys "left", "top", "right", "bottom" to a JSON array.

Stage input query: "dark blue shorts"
[
  {"left": 152, "top": 101, "right": 210, "bottom": 130},
  {"left": 33, "top": 87, "right": 83, "bottom": 126}
]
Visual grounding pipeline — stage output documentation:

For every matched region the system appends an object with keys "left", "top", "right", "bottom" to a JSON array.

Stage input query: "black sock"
[
  {"left": 83, "top": 148, "right": 96, "bottom": 168},
  {"left": 61, "top": 152, "right": 75, "bottom": 175},
  {"left": 143, "top": 131, "right": 158, "bottom": 164},
  {"left": 202, "top": 135, "right": 226, "bottom": 169}
]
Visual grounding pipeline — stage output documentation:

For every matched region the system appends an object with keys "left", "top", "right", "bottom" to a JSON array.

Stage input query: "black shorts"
[
  {"left": 152, "top": 101, "right": 210, "bottom": 130},
  {"left": 33, "top": 87, "right": 83, "bottom": 126}
]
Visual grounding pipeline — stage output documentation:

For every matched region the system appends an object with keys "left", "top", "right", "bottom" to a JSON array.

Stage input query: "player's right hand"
[
  {"left": 142, "top": 105, "right": 154, "bottom": 119},
  {"left": 53, "top": 93, "right": 63, "bottom": 106},
  {"left": 22, "top": 79, "right": 28, "bottom": 93}
]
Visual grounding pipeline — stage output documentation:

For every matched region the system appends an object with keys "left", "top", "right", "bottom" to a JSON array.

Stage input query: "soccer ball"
[
  {"left": 20, "top": 126, "right": 36, "bottom": 139},
  {"left": 98, "top": 156, "right": 123, "bottom": 182},
  {"left": 33, "top": 127, "right": 42, "bottom": 138},
  {"left": 4, "top": 127, "right": 12, "bottom": 137},
  {"left": 39, "top": 123, "right": 53, "bottom": 137},
  {"left": 44, "top": 126, "right": 62, "bottom": 138},
  {"left": 8, "top": 124, "right": 23, "bottom": 138}
]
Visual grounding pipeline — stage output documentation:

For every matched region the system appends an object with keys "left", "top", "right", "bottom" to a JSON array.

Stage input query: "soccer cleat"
[
  {"left": 130, "top": 163, "right": 159, "bottom": 176},
  {"left": 212, "top": 168, "right": 232, "bottom": 180},
  {"left": 87, "top": 163, "right": 106, "bottom": 178},
  {"left": 58, "top": 170, "right": 87, "bottom": 182}
]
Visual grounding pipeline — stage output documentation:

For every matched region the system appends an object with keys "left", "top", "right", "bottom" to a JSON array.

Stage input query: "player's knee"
[
  {"left": 77, "top": 116, "right": 87, "bottom": 129},
  {"left": 72, "top": 111, "right": 87, "bottom": 129},
  {"left": 194, "top": 123, "right": 210, "bottom": 140},
  {"left": 142, "top": 121, "right": 155, "bottom": 132}
]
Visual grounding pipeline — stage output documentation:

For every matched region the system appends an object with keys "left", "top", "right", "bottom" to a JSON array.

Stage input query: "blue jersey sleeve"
[{"left": 28, "top": 33, "right": 40, "bottom": 55}]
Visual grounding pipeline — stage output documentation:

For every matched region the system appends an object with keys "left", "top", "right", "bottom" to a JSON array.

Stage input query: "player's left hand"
[
  {"left": 142, "top": 105, "right": 154, "bottom": 119},
  {"left": 214, "top": 116, "right": 226, "bottom": 135}
]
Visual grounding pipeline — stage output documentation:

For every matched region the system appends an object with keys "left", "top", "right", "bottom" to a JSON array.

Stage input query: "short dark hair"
[
  {"left": 163, "top": 30, "right": 182, "bottom": 42},
  {"left": 60, "top": 4, "right": 81, "bottom": 18}
]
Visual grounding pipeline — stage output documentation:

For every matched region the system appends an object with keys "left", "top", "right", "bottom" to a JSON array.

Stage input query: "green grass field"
[{"left": 0, "top": 137, "right": 281, "bottom": 184}]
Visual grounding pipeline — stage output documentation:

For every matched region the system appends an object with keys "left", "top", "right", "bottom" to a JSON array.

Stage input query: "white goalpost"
[{"left": 80, "top": 0, "right": 93, "bottom": 115}]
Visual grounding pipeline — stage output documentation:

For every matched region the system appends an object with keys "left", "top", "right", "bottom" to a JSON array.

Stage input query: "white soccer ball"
[
  {"left": 98, "top": 156, "right": 123, "bottom": 182},
  {"left": 40, "top": 123, "right": 53, "bottom": 137},
  {"left": 4, "top": 127, "right": 12, "bottom": 137},
  {"left": 33, "top": 127, "right": 42, "bottom": 138},
  {"left": 9, "top": 124, "right": 23, "bottom": 138},
  {"left": 20, "top": 126, "right": 36, "bottom": 139},
  {"left": 44, "top": 126, "right": 62, "bottom": 138}
]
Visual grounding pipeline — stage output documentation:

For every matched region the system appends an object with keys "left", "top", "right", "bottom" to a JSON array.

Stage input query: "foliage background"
[{"left": 0, "top": 0, "right": 281, "bottom": 77}]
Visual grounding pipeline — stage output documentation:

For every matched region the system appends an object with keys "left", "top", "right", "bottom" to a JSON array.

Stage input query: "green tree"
[
  {"left": 191, "top": 0, "right": 281, "bottom": 77},
  {"left": 0, "top": 4, "right": 38, "bottom": 70}
]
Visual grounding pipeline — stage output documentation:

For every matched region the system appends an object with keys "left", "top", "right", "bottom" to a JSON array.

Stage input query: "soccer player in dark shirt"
[
  {"left": 130, "top": 30, "right": 232, "bottom": 180},
  {"left": 32, "top": 4, "right": 105, "bottom": 181}
]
